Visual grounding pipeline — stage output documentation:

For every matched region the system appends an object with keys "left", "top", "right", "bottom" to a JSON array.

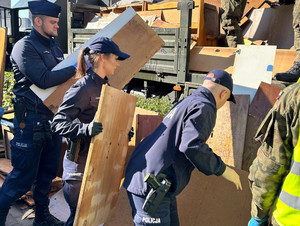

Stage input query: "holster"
[
  {"left": 66, "top": 138, "right": 81, "bottom": 162},
  {"left": 12, "top": 97, "right": 26, "bottom": 127}
]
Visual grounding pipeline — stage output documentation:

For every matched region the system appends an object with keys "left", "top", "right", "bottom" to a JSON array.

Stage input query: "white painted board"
[
  {"left": 232, "top": 45, "right": 276, "bottom": 103},
  {"left": 30, "top": 7, "right": 136, "bottom": 101}
]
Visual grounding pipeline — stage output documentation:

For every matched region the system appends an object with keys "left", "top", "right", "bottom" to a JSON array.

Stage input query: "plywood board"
[
  {"left": 0, "top": 28, "right": 7, "bottom": 106},
  {"left": 273, "top": 49, "right": 297, "bottom": 77},
  {"left": 232, "top": 45, "right": 276, "bottom": 103},
  {"left": 207, "top": 95, "right": 249, "bottom": 169},
  {"left": 242, "top": 82, "right": 282, "bottom": 171},
  {"left": 74, "top": 85, "right": 137, "bottom": 226},
  {"left": 0, "top": 158, "right": 13, "bottom": 175},
  {"left": 33, "top": 8, "right": 163, "bottom": 113},
  {"left": 189, "top": 47, "right": 236, "bottom": 74},
  {"left": 177, "top": 169, "right": 251, "bottom": 226},
  {"left": 136, "top": 114, "right": 163, "bottom": 145}
]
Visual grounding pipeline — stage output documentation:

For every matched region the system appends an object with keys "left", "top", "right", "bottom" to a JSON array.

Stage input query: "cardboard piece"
[
  {"left": 207, "top": 95, "right": 250, "bottom": 169},
  {"left": 242, "top": 82, "right": 282, "bottom": 171},
  {"left": 34, "top": 8, "right": 163, "bottom": 113},
  {"left": 243, "top": 5, "right": 294, "bottom": 49},
  {"left": 0, "top": 28, "right": 7, "bottom": 106},
  {"left": 232, "top": 45, "right": 276, "bottom": 103},
  {"left": 74, "top": 86, "right": 137, "bottom": 226}
]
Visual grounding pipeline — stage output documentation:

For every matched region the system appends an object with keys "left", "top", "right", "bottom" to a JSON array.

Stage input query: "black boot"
[
  {"left": 275, "top": 61, "right": 300, "bottom": 82},
  {"left": 0, "top": 209, "right": 9, "bottom": 226},
  {"left": 33, "top": 203, "right": 64, "bottom": 226}
]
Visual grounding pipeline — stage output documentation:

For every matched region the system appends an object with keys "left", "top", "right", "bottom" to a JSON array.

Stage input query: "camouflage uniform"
[
  {"left": 294, "top": 0, "right": 300, "bottom": 61},
  {"left": 248, "top": 83, "right": 300, "bottom": 225},
  {"left": 220, "top": 0, "right": 247, "bottom": 47}
]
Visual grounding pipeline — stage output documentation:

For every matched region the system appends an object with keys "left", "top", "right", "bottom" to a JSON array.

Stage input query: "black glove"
[
  {"left": 88, "top": 121, "right": 103, "bottom": 137},
  {"left": 128, "top": 127, "right": 134, "bottom": 142}
]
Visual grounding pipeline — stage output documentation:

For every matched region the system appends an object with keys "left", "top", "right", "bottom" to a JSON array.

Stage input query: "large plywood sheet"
[
  {"left": 207, "top": 95, "right": 249, "bottom": 169},
  {"left": 177, "top": 169, "right": 251, "bottom": 226},
  {"left": 74, "top": 86, "right": 137, "bottom": 226},
  {"left": 242, "top": 82, "right": 282, "bottom": 171},
  {"left": 0, "top": 28, "right": 7, "bottom": 106},
  {"left": 33, "top": 8, "right": 163, "bottom": 113},
  {"left": 232, "top": 45, "right": 276, "bottom": 103}
]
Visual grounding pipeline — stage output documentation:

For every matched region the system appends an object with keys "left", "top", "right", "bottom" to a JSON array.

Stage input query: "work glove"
[
  {"left": 128, "top": 127, "right": 134, "bottom": 142},
  {"left": 0, "top": 107, "right": 4, "bottom": 117},
  {"left": 248, "top": 216, "right": 269, "bottom": 226},
  {"left": 88, "top": 121, "right": 103, "bottom": 137}
]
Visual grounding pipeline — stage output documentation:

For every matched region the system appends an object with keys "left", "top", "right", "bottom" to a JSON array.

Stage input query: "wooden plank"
[
  {"left": 0, "top": 158, "right": 13, "bottom": 175},
  {"left": 0, "top": 28, "right": 8, "bottom": 106},
  {"left": 197, "top": 0, "right": 205, "bottom": 45},
  {"left": 74, "top": 85, "right": 137, "bottom": 226},
  {"left": 151, "top": 18, "right": 177, "bottom": 28},
  {"left": 242, "top": 82, "right": 282, "bottom": 171},
  {"left": 232, "top": 45, "right": 276, "bottom": 103},
  {"left": 177, "top": 169, "right": 251, "bottom": 226},
  {"left": 207, "top": 95, "right": 250, "bottom": 169},
  {"left": 137, "top": 10, "right": 162, "bottom": 18},
  {"left": 147, "top": 0, "right": 200, "bottom": 10},
  {"left": 42, "top": 9, "right": 163, "bottom": 114}
]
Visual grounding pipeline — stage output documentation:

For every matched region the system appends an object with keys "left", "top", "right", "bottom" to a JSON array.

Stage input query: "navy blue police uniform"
[
  {"left": 51, "top": 68, "right": 109, "bottom": 226},
  {"left": 51, "top": 36, "right": 130, "bottom": 226},
  {"left": 123, "top": 70, "right": 236, "bottom": 225},
  {"left": 0, "top": 1, "right": 76, "bottom": 224}
]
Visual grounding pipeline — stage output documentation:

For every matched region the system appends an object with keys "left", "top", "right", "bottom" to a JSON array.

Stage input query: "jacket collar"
[
  {"left": 30, "top": 28, "right": 56, "bottom": 48},
  {"left": 86, "top": 68, "right": 109, "bottom": 87},
  {"left": 192, "top": 86, "right": 216, "bottom": 108}
]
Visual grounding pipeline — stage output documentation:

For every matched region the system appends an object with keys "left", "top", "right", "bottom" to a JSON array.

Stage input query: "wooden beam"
[
  {"left": 74, "top": 86, "right": 137, "bottom": 226},
  {"left": 0, "top": 28, "right": 8, "bottom": 106}
]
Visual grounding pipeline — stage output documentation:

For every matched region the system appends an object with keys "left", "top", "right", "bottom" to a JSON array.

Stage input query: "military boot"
[
  {"left": 275, "top": 61, "right": 300, "bottom": 82},
  {"left": 33, "top": 203, "right": 64, "bottom": 226},
  {"left": 0, "top": 209, "right": 9, "bottom": 226}
]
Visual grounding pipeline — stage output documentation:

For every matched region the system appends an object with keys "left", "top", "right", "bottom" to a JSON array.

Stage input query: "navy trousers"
[
  {"left": 0, "top": 114, "right": 62, "bottom": 212},
  {"left": 127, "top": 192, "right": 180, "bottom": 226}
]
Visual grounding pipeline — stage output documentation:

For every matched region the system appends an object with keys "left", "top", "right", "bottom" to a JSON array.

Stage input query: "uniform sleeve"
[
  {"left": 178, "top": 106, "right": 226, "bottom": 176},
  {"left": 248, "top": 96, "right": 298, "bottom": 218},
  {"left": 51, "top": 83, "right": 90, "bottom": 139},
  {"left": 12, "top": 41, "right": 76, "bottom": 89}
]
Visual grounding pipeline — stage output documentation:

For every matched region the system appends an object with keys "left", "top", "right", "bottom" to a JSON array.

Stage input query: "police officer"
[
  {"left": 51, "top": 37, "right": 131, "bottom": 226},
  {"left": 220, "top": 0, "right": 247, "bottom": 47},
  {"left": 0, "top": 1, "right": 76, "bottom": 226},
  {"left": 248, "top": 83, "right": 300, "bottom": 226},
  {"left": 275, "top": 0, "right": 300, "bottom": 82},
  {"left": 123, "top": 70, "right": 242, "bottom": 226}
]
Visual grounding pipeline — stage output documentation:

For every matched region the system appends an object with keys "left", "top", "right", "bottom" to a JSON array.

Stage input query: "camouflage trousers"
[
  {"left": 294, "top": 0, "right": 300, "bottom": 61},
  {"left": 220, "top": 0, "right": 247, "bottom": 47}
]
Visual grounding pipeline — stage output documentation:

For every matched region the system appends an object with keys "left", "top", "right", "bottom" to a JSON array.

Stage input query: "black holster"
[
  {"left": 13, "top": 97, "right": 26, "bottom": 126},
  {"left": 66, "top": 138, "right": 81, "bottom": 162}
]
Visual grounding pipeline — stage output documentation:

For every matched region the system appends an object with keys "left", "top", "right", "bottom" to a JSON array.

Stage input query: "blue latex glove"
[
  {"left": 248, "top": 215, "right": 269, "bottom": 226},
  {"left": 0, "top": 107, "right": 4, "bottom": 117}
]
